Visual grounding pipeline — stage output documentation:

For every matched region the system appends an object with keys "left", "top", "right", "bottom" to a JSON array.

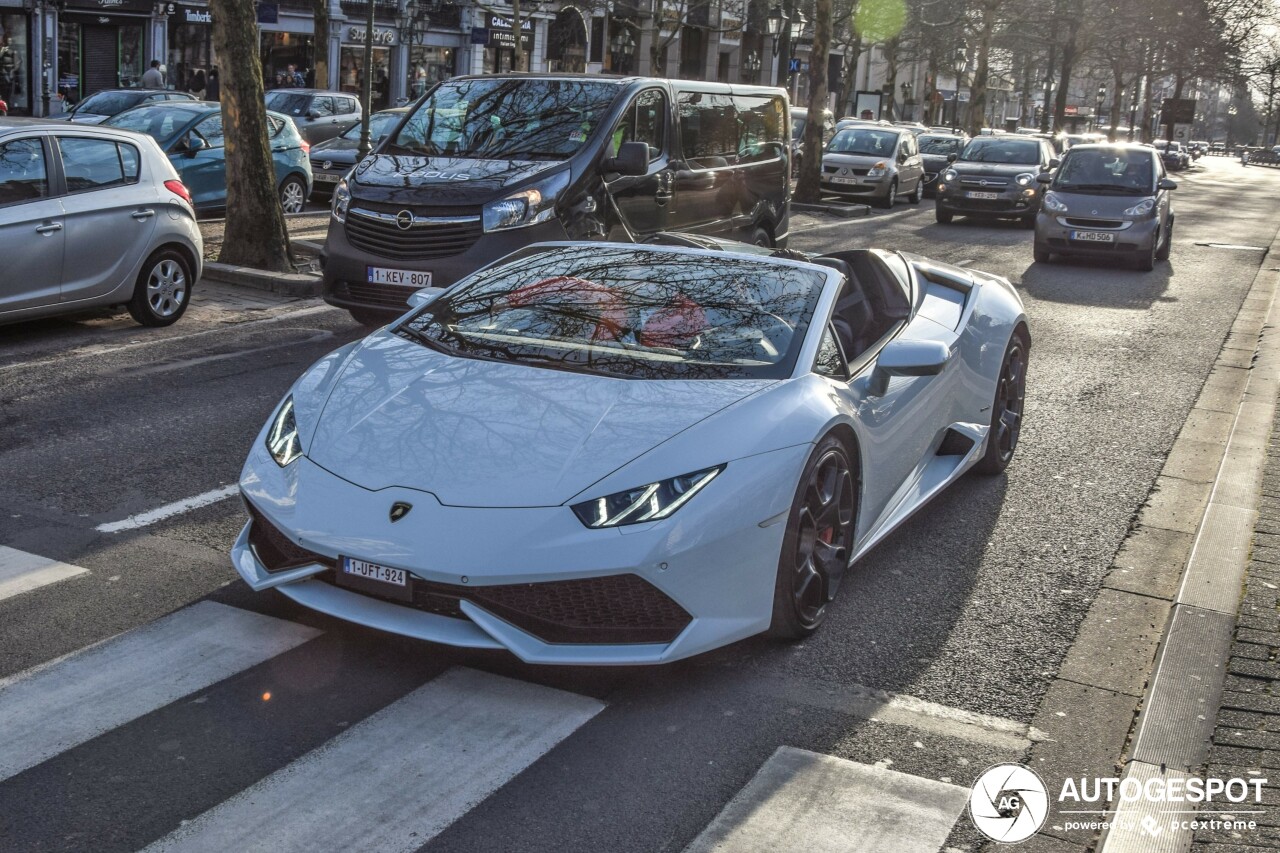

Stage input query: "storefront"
[
  {"left": 481, "top": 14, "right": 532, "bottom": 74},
  {"left": 0, "top": 5, "right": 31, "bottom": 115},
  {"left": 545, "top": 8, "right": 585, "bottom": 73},
  {"left": 259, "top": 8, "right": 316, "bottom": 91},
  {"left": 168, "top": 4, "right": 215, "bottom": 96},
  {"left": 339, "top": 24, "right": 395, "bottom": 110},
  {"left": 58, "top": 0, "right": 153, "bottom": 102},
  {"left": 405, "top": 43, "right": 452, "bottom": 100}
]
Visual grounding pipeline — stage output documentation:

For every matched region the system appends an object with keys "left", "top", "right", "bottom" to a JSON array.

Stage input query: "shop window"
[
  {"left": 0, "top": 15, "right": 30, "bottom": 115},
  {"left": 0, "top": 138, "right": 47, "bottom": 206}
]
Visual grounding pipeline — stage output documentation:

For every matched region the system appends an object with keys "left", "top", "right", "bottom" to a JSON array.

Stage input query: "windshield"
[
  {"left": 398, "top": 246, "right": 826, "bottom": 380},
  {"left": 75, "top": 92, "right": 143, "bottom": 117},
  {"left": 827, "top": 128, "right": 899, "bottom": 157},
  {"left": 103, "top": 105, "right": 197, "bottom": 145},
  {"left": 264, "top": 92, "right": 312, "bottom": 116},
  {"left": 1053, "top": 149, "right": 1154, "bottom": 194},
  {"left": 791, "top": 117, "right": 806, "bottom": 139},
  {"left": 918, "top": 135, "right": 961, "bottom": 155},
  {"left": 341, "top": 112, "right": 401, "bottom": 141},
  {"left": 390, "top": 78, "right": 621, "bottom": 160},
  {"left": 960, "top": 137, "right": 1040, "bottom": 164}
]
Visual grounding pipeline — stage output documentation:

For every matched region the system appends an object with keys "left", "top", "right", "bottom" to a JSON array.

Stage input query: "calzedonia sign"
[{"left": 487, "top": 13, "right": 533, "bottom": 50}]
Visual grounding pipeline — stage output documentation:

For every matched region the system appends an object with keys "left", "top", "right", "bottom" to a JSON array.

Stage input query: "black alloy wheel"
[
  {"left": 976, "top": 332, "right": 1029, "bottom": 474},
  {"left": 770, "top": 436, "right": 857, "bottom": 638}
]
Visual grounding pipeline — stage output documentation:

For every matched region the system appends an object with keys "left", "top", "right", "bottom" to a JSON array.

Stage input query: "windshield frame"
[{"left": 395, "top": 243, "right": 839, "bottom": 381}]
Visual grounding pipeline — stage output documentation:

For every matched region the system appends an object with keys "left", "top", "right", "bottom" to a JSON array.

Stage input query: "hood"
[
  {"left": 1043, "top": 189, "right": 1152, "bottom": 217},
  {"left": 952, "top": 161, "right": 1039, "bottom": 178},
  {"left": 310, "top": 136, "right": 361, "bottom": 164},
  {"left": 350, "top": 154, "right": 559, "bottom": 205},
  {"left": 69, "top": 113, "right": 108, "bottom": 124},
  {"left": 921, "top": 154, "right": 952, "bottom": 170},
  {"left": 823, "top": 152, "right": 895, "bottom": 169},
  {"left": 305, "top": 332, "right": 773, "bottom": 507}
]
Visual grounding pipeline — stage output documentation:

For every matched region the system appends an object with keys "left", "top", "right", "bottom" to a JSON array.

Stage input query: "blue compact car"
[{"left": 104, "top": 101, "right": 312, "bottom": 215}]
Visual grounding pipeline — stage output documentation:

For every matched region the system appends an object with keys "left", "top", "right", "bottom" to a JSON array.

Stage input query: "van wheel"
[
  {"left": 749, "top": 227, "right": 772, "bottom": 247},
  {"left": 128, "top": 248, "right": 193, "bottom": 327},
  {"left": 348, "top": 308, "right": 389, "bottom": 327}
]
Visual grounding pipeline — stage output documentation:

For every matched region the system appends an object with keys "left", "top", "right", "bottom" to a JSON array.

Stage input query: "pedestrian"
[
  {"left": 304, "top": 66, "right": 314, "bottom": 88},
  {"left": 187, "top": 67, "right": 205, "bottom": 99},
  {"left": 1241, "top": 147, "right": 1250, "bottom": 167},
  {"left": 141, "top": 59, "right": 165, "bottom": 89},
  {"left": 205, "top": 67, "right": 219, "bottom": 102}
]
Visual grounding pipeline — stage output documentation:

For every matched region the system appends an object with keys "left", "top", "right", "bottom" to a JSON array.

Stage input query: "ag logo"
[
  {"left": 969, "top": 763, "right": 1049, "bottom": 843},
  {"left": 389, "top": 502, "right": 412, "bottom": 522}
]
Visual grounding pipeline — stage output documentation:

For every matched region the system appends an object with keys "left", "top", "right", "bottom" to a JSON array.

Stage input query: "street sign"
[
  {"left": 1172, "top": 123, "right": 1191, "bottom": 142},
  {"left": 788, "top": 58, "right": 801, "bottom": 73}
]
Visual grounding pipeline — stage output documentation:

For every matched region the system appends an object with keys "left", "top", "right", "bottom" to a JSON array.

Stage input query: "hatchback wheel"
[
  {"left": 1155, "top": 216, "right": 1174, "bottom": 261},
  {"left": 770, "top": 436, "right": 857, "bottom": 639},
  {"left": 1033, "top": 243, "right": 1052, "bottom": 263},
  {"left": 876, "top": 180, "right": 897, "bottom": 209},
  {"left": 128, "top": 248, "right": 193, "bottom": 327},
  {"left": 279, "top": 176, "right": 307, "bottom": 214},
  {"left": 936, "top": 207, "right": 953, "bottom": 224},
  {"left": 908, "top": 180, "right": 923, "bottom": 205}
]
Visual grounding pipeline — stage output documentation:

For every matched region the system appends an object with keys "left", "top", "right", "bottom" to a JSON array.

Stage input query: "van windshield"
[{"left": 390, "top": 78, "right": 621, "bottom": 160}]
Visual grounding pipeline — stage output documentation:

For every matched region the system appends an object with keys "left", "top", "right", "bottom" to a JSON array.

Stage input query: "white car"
[
  {"left": 232, "top": 238, "right": 1029, "bottom": 664},
  {"left": 0, "top": 119, "right": 202, "bottom": 326}
]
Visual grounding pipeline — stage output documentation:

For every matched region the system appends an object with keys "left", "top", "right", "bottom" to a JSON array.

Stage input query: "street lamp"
[
  {"left": 742, "top": 49, "right": 761, "bottom": 83},
  {"left": 766, "top": 4, "right": 787, "bottom": 54},
  {"left": 1040, "top": 72, "right": 1054, "bottom": 133},
  {"left": 951, "top": 47, "right": 967, "bottom": 129},
  {"left": 610, "top": 27, "right": 636, "bottom": 75},
  {"left": 900, "top": 81, "right": 912, "bottom": 121},
  {"left": 1095, "top": 83, "right": 1106, "bottom": 131},
  {"left": 357, "top": 0, "right": 378, "bottom": 158}
]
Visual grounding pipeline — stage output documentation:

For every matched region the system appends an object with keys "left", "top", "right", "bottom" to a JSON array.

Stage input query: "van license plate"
[
  {"left": 367, "top": 267, "right": 432, "bottom": 287},
  {"left": 966, "top": 191, "right": 999, "bottom": 200},
  {"left": 1071, "top": 230, "right": 1114, "bottom": 243}
]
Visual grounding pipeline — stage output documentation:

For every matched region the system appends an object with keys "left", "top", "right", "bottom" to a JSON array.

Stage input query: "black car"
[
  {"left": 65, "top": 89, "right": 197, "bottom": 125},
  {"left": 935, "top": 135, "right": 1059, "bottom": 227},
  {"left": 322, "top": 74, "right": 793, "bottom": 325},
  {"left": 309, "top": 107, "right": 409, "bottom": 200},
  {"left": 917, "top": 132, "right": 967, "bottom": 197}
]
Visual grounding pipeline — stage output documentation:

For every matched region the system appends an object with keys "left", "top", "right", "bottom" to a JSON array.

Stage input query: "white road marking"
[
  {"left": 142, "top": 667, "right": 604, "bottom": 853},
  {"left": 0, "top": 546, "right": 89, "bottom": 601},
  {"left": 684, "top": 746, "right": 970, "bottom": 853},
  {"left": 795, "top": 206, "right": 925, "bottom": 233},
  {"left": 0, "top": 601, "right": 320, "bottom": 782},
  {"left": 95, "top": 485, "right": 240, "bottom": 533}
]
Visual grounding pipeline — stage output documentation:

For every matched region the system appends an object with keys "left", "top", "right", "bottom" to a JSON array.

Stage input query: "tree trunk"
[
  {"left": 794, "top": 0, "right": 831, "bottom": 203},
  {"left": 839, "top": 36, "right": 860, "bottom": 114},
  {"left": 513, "top": 0, "right": 525, "bottom": 72},
  {"left": 1108, "top": 66, "right": 1123, "bottom": 141},
  {"left": 1053, "top": 22, "right": 1079, "bottom": 131},
  {"left": 311, "top": 0, "right": 329, "bottom": 89},
  {"left": 210, "top": 0, "right": 292, "bottom": 271},
  {"left": 967, "top": 10, "right": 993, "bottom": 137}
]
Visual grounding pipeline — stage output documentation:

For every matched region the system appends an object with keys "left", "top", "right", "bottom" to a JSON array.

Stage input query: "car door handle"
[
  {"left": 35, "top": 222, "right": 62, "bottom": 235},
  {"left": 132, "top": 209, "right": 156, "bottom": 220}
]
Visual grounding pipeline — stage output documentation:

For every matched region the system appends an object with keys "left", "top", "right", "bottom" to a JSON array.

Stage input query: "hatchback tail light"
[
  {"left": 300, "top": 139, "right": 311, "bottom": 154},
  {"left": 164, "top": 179, "right": 193, "bottom": 205}
]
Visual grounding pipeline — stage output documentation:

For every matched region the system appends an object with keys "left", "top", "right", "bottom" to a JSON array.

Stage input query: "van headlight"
[
  {"left": 266, "top": 395, "right": 303, "bottom": 467},
  {"left": 483, "top": 170, "right": 570, "bottom": 233},
  {"left": 571, "top": 465, "right": 724, "bottom": 528},
  {"left": 1042, "top": 192, "right": 1068, "bottom": 213},
  {"left": 1124, "top": 198, "right": 1155, "bottom": 216},
  {"left": 332, "top": 178, "right": 351, "bottom": 223}
]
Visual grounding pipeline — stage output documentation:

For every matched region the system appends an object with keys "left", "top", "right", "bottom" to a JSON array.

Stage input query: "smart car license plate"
[
  {"left": 966, "top": 191, "right": 999, "bottom": 200},
  {"left": 1071, "top": 230, "right": 1115, "bottom": 243},
  {"left": 366, "top": 267, "right": 433, "bottom": 287},
  {"left": 831, "top": 176, "right": 860, "bottom": 185},
  {"left": 337, "top": 557, "right": 412, "bottom": 601}
]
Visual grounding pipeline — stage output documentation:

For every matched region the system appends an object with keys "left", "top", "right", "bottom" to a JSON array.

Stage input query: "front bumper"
[
  {"left": 936, "top": 184, "right": 1041, "bottom": 217},
  {"left": 321, "top": 215, "right": 570, "bottom": 318},
  {"left": 231, "top": 443, "right": 806, "bottom": 665},
  {"left": 820, "top": 175, "right": 891, "bottom": 199},
  {"left": 1035, "top": 212, "right": 1158, "bottom": 257}
]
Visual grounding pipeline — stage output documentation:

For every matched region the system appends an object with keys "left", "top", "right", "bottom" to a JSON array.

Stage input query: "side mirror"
[
  {"left": 306, "top": 110, "right": 322, "bottom": 120},
  {"left": 604, "top": 141, "right": 648, "bottom": 176},
  {"left": 1036, "top": 172, "right": 1052, "bottom": 184},
  {"left": 407, "top": 286, "right": 446, "bottom": 309},
  {"left": 869, "top": 339, "right": 952, "bottom": 396},
  {"left": 181, "top": 135, "right": 206, "bottom": 157},
  {"left": 1049, "top": 157, "right": 1061, "bottom": 169},
  {"left": 946, "top": 152, "right": 958, "bottom": 162},
  {"left": 1158, "top": 178, "right": 1178, "bottom": 191}
]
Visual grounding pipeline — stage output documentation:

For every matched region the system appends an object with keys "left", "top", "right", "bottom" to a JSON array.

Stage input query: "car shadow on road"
[{"left": 1018, "top": 255, "right": 1175, "bottom": 309}]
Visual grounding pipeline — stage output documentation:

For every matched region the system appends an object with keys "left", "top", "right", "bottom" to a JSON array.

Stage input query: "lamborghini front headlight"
[
  {"left": 571, "top": 466, "right": 724, "bottom": 528},
  {"left": 266, "top": 395, "right": 303, "bottom": 467}
]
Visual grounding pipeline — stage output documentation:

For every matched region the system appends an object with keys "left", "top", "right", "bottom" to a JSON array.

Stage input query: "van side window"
[
  {"left": 609, "top": 89, "right": 666, "bottom": 161},
  {"left": 735, "top": 94, "right": 786, "bottom": 163},
  {"left": 677, "top": 92, "right": 737, "bottom": 170}
]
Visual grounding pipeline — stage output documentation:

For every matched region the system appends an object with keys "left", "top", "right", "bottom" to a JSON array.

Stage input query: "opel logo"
[
  {"left": 322, "top": 160, "right": 332, "bottom": 170},
  {"left": 395, "top": 210, "right": 414, "bottom": 230},
  {"left": 389, "top": 502, "right": 412, "bottom": 522}
]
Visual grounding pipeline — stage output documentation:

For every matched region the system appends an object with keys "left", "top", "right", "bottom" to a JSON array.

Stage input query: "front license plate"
[
  {"left": 337, "top": 557, "right": 412, "bottom": 601},
  {"left": 831, "top": 176, "right": 860, "bottom": 185},
  {"left": 1071, "top": 230, "right": 1115, "bottom": 243},
  {"left": 314, "top": 173, "right": 340, "bottom": 183},
  {"left": 367, "top": 267, "right": 432, "bottom": 287},
  {"left": 966, "top": 191, "right": 999, "bottom": 200}
]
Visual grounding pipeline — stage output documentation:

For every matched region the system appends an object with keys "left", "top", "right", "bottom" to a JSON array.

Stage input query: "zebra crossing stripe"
[
  {"left": 142, "top": 667, "right": 605, "bottom": 853},
  {"left": 0, "top": 601, "right": 321, "bottom": 782},
  {"left": 684, "top": 746, "right": 971, "bottom": 853},
  {"left": 0, "top": 545, "right": 89, "bottom": 602}
]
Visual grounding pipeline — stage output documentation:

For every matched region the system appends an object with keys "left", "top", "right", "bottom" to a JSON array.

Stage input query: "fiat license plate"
[
  {"left": 367, "top": 267, "right": 432, "bottom": 287},
  {"left": 966, "top": 191, "right": 999, "bottom": 200},
  {"left": 338, "top": 557, "right": 412, "bottom": 601},
  {"left": 1071, "top": 230, "right": 1114, "bottom": 243}
]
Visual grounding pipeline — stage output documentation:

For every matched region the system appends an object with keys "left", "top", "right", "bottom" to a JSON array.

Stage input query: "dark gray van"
[{"left": 321, "top": 74, "right": 791, "bottom": 324}]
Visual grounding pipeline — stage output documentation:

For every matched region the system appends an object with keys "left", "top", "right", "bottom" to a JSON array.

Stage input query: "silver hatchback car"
[
  {"left": 820, "top": 125, "right": 925, "bottom": 208},
  {"left": 0, "top": 120, "right": 203, "bottom": 326}
]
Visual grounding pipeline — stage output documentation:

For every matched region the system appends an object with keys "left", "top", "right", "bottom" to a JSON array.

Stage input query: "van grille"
[{"left": 345, "top": 208, "right": 483, "bottom": 261}]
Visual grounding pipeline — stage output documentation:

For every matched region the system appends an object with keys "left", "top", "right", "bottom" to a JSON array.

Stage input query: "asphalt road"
[{"left": 0, "top": 156, "right": 1277, "bottom": 853}]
